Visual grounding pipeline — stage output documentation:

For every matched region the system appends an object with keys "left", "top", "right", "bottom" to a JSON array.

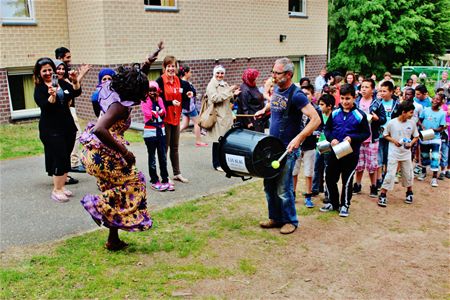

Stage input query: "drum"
[{"left": 218, "top": 128, "right": 286, "bottom": 179}]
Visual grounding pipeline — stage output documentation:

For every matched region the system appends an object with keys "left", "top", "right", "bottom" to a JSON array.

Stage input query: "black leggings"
[{"left": 40, "top": 132, "right": 76, "bottom": 176}]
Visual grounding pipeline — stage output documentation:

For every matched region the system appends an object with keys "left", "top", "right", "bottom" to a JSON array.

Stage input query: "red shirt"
[{"left": 161, "top": 74, "right": 182, "bottom": 125}]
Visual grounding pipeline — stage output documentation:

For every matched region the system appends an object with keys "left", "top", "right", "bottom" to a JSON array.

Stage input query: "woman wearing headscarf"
[
  {"left": 237, "top": 68, "right": 265, "bottom": 132},
  {"left": 91, "top": 68, "right": 116, "bottom": 117},
  {"left": 205, "top": 65, "right": 241, "bottom": 170}
]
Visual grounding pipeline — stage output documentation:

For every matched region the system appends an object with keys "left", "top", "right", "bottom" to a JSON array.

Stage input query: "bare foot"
[{"left": 105, "top": 240, "right": 129, "bottom": 251}]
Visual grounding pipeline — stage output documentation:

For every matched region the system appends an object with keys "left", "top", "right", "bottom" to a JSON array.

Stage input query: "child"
[
  {"left": 417, "top": 94, "right": 447, "bottom": 186},
  {"left": 353, "top": 79, "right": 386, "bottom": 197},
  {"left": 376, "top": 81, "right": 399, "bottom": 189},
  {"left": 414, "top": 85, "right": 432, "bottom": 108},
  {"left": 320, "top": 84, "right": 370, "bottom": 217},
  {"left": 141, "top": 81, "right": 173, "bottom": 191},
  {"left": 293, "top": 85, "right": 322, "bottom": 208},
  {"left": 378, "top": 101, "right": 419, "bottom": 207},
  {"left": 312, "top": 94, "right": 334, "bottom": 202},
  {"left": 438, "top": 91, "right": 449, "bottom": 180}
]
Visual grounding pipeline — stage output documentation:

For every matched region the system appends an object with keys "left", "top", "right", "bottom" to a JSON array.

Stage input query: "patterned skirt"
[{"left": 80, "top": 123, "right": 152, "bottom": 231}]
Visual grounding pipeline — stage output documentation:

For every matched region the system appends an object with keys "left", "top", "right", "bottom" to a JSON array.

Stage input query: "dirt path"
[{"left": 192, "top": 177, "right": 450, "bottom": 299}]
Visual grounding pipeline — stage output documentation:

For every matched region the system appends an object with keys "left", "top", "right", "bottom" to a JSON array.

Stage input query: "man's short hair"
[
  {"left": 380, "top": 80, "right": 394, "bottom": 91},
  {"left": 274, "top": 58, "right": 294, "bottom": 74},
  {"left": 397, "top": 101, "right": 415, "bottom": 114},
  {"left": 319, "top": 93, "right": 335, "bottom": 107},
  {"left": 55, "top": 47, "right": 70, "bottom": 59},
  {"left": 340, "top": 83, "right": 356, "bottom": 97},
  {"left": 362, "top": 78, "right": 376, "bottom": 89},
  {"left": 415, "top": 84, "right": 428, "bottom": 94}
]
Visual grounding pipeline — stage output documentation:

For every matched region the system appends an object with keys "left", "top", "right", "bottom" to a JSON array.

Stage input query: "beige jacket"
[{"left": 205, "top": 78, "right": 234, "bottom": 140}]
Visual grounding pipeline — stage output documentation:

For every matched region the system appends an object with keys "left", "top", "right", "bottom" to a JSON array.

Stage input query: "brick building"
[{"left": 0, "top": 0, "right": 328, "bottom": 125}]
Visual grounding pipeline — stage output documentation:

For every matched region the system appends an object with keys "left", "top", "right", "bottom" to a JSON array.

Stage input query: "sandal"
[
  {"left": 105, "top": 240, "right": 129, "bottom": 251},
  {"left": 195, "top": 142, "right": 208, "bottom": 147},
  {"left": 51, "top": 191, "right": 69, "bottom": 203},
  {"left": 63, "top": 189, "right": 73, "bottom": 197}
]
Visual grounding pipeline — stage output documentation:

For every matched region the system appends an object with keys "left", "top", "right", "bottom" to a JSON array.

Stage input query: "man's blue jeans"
[{"left": 263, "top": 149, "right": 299, "bottom": 226}]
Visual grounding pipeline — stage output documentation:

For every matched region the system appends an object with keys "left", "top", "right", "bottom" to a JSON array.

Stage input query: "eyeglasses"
[{"left": 271, "top": 70, "right": 286, "bottom": 75}]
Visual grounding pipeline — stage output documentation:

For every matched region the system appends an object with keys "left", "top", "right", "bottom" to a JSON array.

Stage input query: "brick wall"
[
  {"left": 0, "top": 69, "right": 11, "bottom": 124},
  {"left": 305, "top": 54, "right": 328, "bottom": 81},
  {"left": 74, "top": 54, "right": 326, "bottom": 124},
  {"left": 0, "top": 0, "right": 69, "bottom": 68}
]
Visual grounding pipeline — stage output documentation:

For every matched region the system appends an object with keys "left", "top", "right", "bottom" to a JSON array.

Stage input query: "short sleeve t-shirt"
[
  {"left": 270, "top": 84, "right": 309, "bottom": 147},
  {"left": 419, "top": 107, "right": 446, "bottom": 142},
  {"left": 414, "top": 96, "right": 432, "bottom": 108},
  {"left": 412, "top": 102, "right": 423, "bottom": 124},
  {"left": 381, "top": 99, "right": 395, "bottom": 129},
  {"left": 384, "top": 118, "right": 419, "bottom": 161},
  {"left": 359, "top": 98, "right": 372, "bottom": 142}
]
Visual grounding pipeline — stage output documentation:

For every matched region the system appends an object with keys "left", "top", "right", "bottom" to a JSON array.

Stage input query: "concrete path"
[{"left": 0, "top": 133, "right": 250, "bottom": 251}]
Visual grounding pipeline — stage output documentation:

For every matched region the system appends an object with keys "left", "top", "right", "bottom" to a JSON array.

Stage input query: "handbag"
[{"left": 198, "top": 94, "right": 217, "bottom": 129}]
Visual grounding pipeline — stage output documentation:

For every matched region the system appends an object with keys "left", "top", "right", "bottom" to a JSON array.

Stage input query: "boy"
[
  {"left": 376, "top": 81, "right": 399, "bottom": 189},
  {"left": 293, "top": 85, "right": 323, "bottom": 208},
  {"left": 414, "top": 85, "right": 432, "bottom": 108},
  {"left": 312, "top": 94, "right": 335, "bottom": 202},
  {"left": 378, "top": 102, "right": 419, "bottom": 207},
  {"left": 353, "top": 79, "right": 386, "bottom": 197},
  {"left": 320, "top": 84, "right": 370, "bottom": 217},
  {"left": 418, "top": 94, "right": 447, "bottom": 186}
]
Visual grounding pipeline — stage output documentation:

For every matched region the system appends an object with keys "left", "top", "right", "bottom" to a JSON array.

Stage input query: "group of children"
[{"left": 292, "top": 77, "right": 448, "bottom": 217}]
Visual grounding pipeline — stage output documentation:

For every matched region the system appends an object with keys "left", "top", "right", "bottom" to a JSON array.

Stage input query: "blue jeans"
[
  {"left": 420, "top": 142, "right": 441, "bottom": 172},
  {"left": 263, "top": 150, "right": 299, "bottom": 226},
  {"left": 312, "top": 150, "right": 329, "bottom": 193},
  {"left": 440, "top": 140, "right": 449, "bottom": 168},
  {"left": 144, "top": 136, "right": 169, "bottom": 184}
]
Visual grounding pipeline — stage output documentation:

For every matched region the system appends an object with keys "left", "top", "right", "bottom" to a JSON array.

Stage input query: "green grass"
[
  {"left": 0, "top": 120, "right": 143, "bottom": 160},
  {"left": 0, "top": 181, "right": 278, "bottom": 299}
]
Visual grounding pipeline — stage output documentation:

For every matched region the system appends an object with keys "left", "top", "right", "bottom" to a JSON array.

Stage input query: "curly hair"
[{"left": 110, "top": 63, "right": 149, "bottom": 104}]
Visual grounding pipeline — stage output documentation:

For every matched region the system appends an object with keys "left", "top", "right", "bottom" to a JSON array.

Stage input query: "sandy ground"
[{"left": 191, "top": 176, "right": 450, "bottom": 299}]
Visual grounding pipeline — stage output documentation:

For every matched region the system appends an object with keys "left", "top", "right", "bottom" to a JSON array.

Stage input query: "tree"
[{"left": 328, "top": 0, "right": 450, "bottom": 76}]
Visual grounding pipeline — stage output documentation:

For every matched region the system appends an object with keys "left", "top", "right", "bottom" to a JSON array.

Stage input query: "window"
[
  {"left": 291, "top": 56, "right": 305, "bottom": 83},
  {"left": 7, "top": 69, "right": 40, "bottom": 119},
  {"left": 144, "top": 0, "right": 178, "bottom": 12},
  {"left": 147, "top": 68, "right": 162, "bottom": 81},
  {"left": 1, "top": 0, "right": 36, "bottom": 25},
  {"left": 289, "top": 0, "right": 306, "bottom": 17}
]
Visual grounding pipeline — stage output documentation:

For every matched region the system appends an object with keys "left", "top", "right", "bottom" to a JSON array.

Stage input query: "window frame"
[
  {"left": 1, "top": 0, "right": 36, "bottom": 25},
  {"left": 7, "top": 68, "right": 40, "bottom": 120},
  {"left": 288, "top": 0, "right": 307, "bottom": 18},
  {"left": 144, "top": 0, "right": 179, "bottom": 12}
]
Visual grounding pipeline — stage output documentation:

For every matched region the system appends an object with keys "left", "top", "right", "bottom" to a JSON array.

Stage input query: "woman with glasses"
[{"left": 205, "top": 65, "right": 241, "bottom": 171}]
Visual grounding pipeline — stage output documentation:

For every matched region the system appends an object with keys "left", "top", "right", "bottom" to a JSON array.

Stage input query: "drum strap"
[{"left": 278, "top": 87, "right": 296, "bottom": 136}]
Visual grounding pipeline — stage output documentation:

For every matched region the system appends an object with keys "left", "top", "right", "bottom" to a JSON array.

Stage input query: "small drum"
[
  {"left": 332, "top": 140, "right": 353, "bottom": 159},
  {"left": 419, "top": 129, "right": 434, "bottom": 141}
]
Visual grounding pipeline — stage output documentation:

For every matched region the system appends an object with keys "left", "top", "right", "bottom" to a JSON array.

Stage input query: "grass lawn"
[
  {"left": 0, "top": 182, "right": 279, "bottom": 299},
  {"left": 0, "top": 120, "right": 144, "bottom": 160}
]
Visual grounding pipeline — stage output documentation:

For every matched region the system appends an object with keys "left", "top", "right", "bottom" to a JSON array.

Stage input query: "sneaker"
[
  {"left": 431, "top": 178, "right": 438, "bottom": 187},
  {"left": 369, "top": 185, "right": 378, "bottom": 198},
  {"left": 446, "top": 171, "right": 450, "bottom": 179},
  {"left": 405, "top": 192, "right": 413, "bottom": 204},
  {"left": 320, "top": 203, "right": 334, "bottom": 212},
  {"left": 417, "top": 172, "right": 426, "bottom": 181},
  {"left": 438, "top": 172, "right": 445, "bottom": 180},
  {"left": 173, "top": 174, "right": 189, "bottom": 183},
  {"left": 70, "top": 164, "right": 86, "bottom": 173},
  {"left": 304, "top": 197, "right": 315, "bottom": 208},
  {"left": 259, "top": 219, "right": 282, "bottom": 228},
  {"left": 378, "top": 193, "right": 387, "bottom": 207},
  {"left": 280, "top": 223, "right": 297, "bottom": 234},
  {"left": 339, "top": 206, "right": 349, "bottom": 217},
  {"left": 166, "top": 182, "right": 175, "bottom": 191},
  {"left": 376, "top": 179, "right": 383, "bottom": 191},
  {"left": 413, "top": 165, "right": 422, "bottom": 175},
  {"left": 352, "top": 183, "right": 362, "bottom": 194},
  {"left": 151, "top": 182, "right": 162, "bottom": 190}
]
